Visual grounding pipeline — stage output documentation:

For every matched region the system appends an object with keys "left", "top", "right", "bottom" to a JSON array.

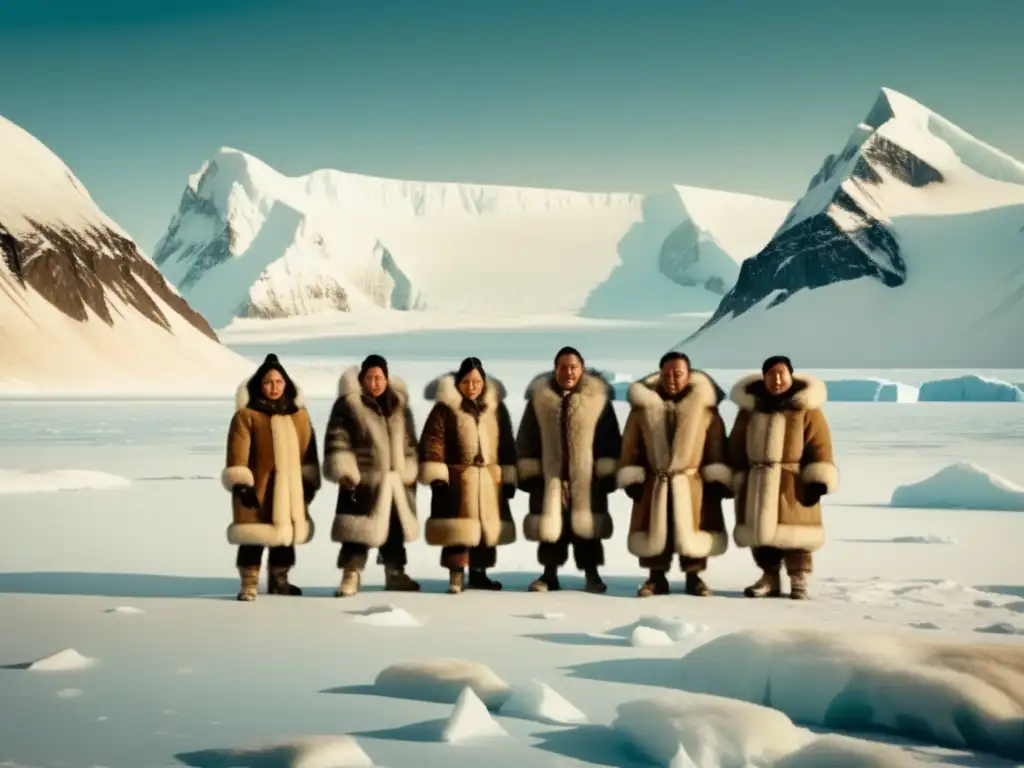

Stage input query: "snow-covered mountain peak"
[{"left": 154, "top": 154, "right": 792, "bottom": 328}]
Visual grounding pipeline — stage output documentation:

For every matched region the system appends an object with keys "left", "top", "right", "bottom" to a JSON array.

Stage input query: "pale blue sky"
[{"left": 1, "top": 0, "right": 1021, "bottom": 252}]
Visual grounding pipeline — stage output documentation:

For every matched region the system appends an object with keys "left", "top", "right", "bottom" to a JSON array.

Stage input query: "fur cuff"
[
  {"left": 302, "top": 463, "right": 321, "bottom": 490},
  {"left": 425, "top": 517, "right": 480, "bottom": 547},
  {"left": 418, "top": 462, "right": 449, "bottom": 486},
  {"left": 617, "top": 465, "right": 646, "bottom": 489},
  {"left": 801, "top": 462, "right": 839, "bottom": 493},
  {"left": 701, "top": 463, "right": 732, "bottom": 489},
  {"left": 324, "top": 451, "right": 360, "bottom": 486},
  {"left": 518, "top": 457, "right": 542, "bottom": 481},
  {"left": 501, "top": 464, "right": 517, "bottom": 486},
  {"left": 401, "top": 458, "right": 419, "bottom": 486},
  {"left": 221, "top": 465, "right": 254, "bottom": 492},
  {"left": 594, "top": 457, "right": 619, "bottom": 478}
]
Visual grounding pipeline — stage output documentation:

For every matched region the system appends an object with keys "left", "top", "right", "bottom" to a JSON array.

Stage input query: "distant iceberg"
[
  {"left": 825, "top": 377, "right": 919, "bottom": 402},
  {"left": 891, "top": 462, "right": 1024, "bottom": 511},
  {"left": 917, "top": 375, "right": 1023, "bottom": 402}
]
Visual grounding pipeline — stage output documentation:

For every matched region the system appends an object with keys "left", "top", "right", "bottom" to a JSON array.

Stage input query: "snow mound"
[
  {"left": 917, "top": 375, "right": 1024, "bottom": 402},
  {"left": 374, "top": 658, "right": 512, "bottom": 708},
  {"left": 890, "top": 535, "right": 958, "bottom": 544},
  {"left": 676, "top": 628, "right": 1024, "bottom": 760},
  {"left": 525, "top": 611, "right": 565, "bottom": 620},
  {"left": 499, "top": 679, "right": 588, "bottom": 725},
  {"left": 611, "top": 615, "right": 708, "bottom": 641},
  {"left": 27, "top": 648, "right": 95, "bottom": 672},
  {"left": 0, "top": 469, "right": 130, "bottom": 494},
  {"left": 613, "top": 692, "right": 809, "bottom": 768},
  {"left": 975, "top": 621, "right": 1024, "bottom": 636},
  {"left": 177, "top": 736, "right": 374, "bottom": 767},
  {"left": 631, "top": 626, "right": 675, "bottom": 647},
  {"left": 56, "top": 688, "right": 82, "bottom": 699},
  {"left": 441, "top": 686, "right": 508, "bottom": 743},
  {"left": 825, "top": 378, "right": 919, "bottom": 402},
  {"left": 773, "top": 734, "right": 920, "bottom": 768},
  {"left": 826, "top": 578, "right": 1016, "bottom": 612},
  {"left": 349, "top": 604, "right": 421, "bottom": 627},
  {"left": 105, "top": 606, "right": 145, "bottom": 615},
  {"left": 890, "top": 462, "right": 1024, "bottom": 511}
]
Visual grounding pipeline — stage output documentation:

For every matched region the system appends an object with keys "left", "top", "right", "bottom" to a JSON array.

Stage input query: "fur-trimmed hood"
[
  {"left": 523, "top": 369, "right": 615, "bottom": 401},
  {"left": 627, "top": 370, "right": 724, "bottom": 410},
  {"left": 234, "top": 379, "right": 306, "bottom": 412},
  {"left": 423, "top": 373, "right": 507, "bottom": 411},
  {"left": 337, "top": 365, "right": 409, "bottom": 405},
  {"left": 730, "top": 372, "right": 827, "bottom": 412}
]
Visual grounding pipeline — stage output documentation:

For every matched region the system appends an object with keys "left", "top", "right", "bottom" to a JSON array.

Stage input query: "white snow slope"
[
  {"left": 153, "top": 149, "right": 791, "bottom": 328},
  {"left": 0, "top": 115, "right": 248, "bottom": 394},
  {"left": 679, "top": 88, "right": 1024, "bottom": 368}
]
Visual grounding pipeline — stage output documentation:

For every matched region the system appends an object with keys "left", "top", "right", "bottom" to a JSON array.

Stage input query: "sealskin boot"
[
  {"left": 743, "top": 570, "right": 782, "bottom": 598},
  {"left": 335, "top": 569, "right": 360, "bottom": 598},
  {"left": 584, "top": 568, "right": 607, "bottom": 594},
  {"left": 637, "top": 570, "right": 670, "bottom": 597},
  {"left": 268, "top": 567, "right": 302, "bottom": 596},
  {"left": 685, "top": 572, "right": 711, "bottom": 597},
  {"left": 236, "top": 566, "right": 259, "bottom": 602},
  {"left": 789, "top": 571, "right": 810, "bottom": 600},
  {"left": 468, "top": 569, "right": 502, "bottom": 590},
  {"left": 448, "top": 569, "right": 465, "bottom": 595},
  {"left": 385, "top": 567, "right": 421, "bottom": 592},
  {"left": 529, "top": 566, "right": 560, "bottom": 592}
]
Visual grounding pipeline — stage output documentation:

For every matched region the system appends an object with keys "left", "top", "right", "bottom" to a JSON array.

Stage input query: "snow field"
[{"left": 890, "top": 463, "right": 1024, "bottom": 512}]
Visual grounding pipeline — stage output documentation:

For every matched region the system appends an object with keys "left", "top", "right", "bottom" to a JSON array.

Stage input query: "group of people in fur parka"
[{"left": 221, "top": 346, "right": 838, "bottom": 602}]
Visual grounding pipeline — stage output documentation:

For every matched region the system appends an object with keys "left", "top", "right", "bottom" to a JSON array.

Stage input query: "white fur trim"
[
  {"left": 337, "top": 366, "right": 408, "bottom": 403},
  {"left": 222, "top": 465, "right": 254, "bottom": 492},
  {"left": 418, "top": 462, "right": 449, "bottom": 485},
  {"left": 801, "top": 462, "right": 839, "bottom": 494},
  {"left": 500, "top": 465, "right": 517, "bottom": 486},
  {"left": 730, "top": 372, "right": 827, "bottom": 412},
  {"left": 627, "top": 370, "right": 719, "bottom": 410},
  {"left": 594, "top": 456, "right": 618, "bottom": 478},
  {"left": 701, "top": 463, "right": 732, "bottom": 488},
  {"left": 324, "top": 450, "right": 361, "bottom": 486},
  {"left": 734, "top": 523, "right": 824, "bottom": 552},
  {"left": 330, "top": 470, "right": 419, "bottom": 546},
  {"left": 618, "top": 465, "right": 646, "bottom": 488},
  {"left": 431, "top": 374, "right": 503, "bottom": 412},
  {"left": 518, "top": 457, "right": 542, "bottom": 481},
  {"left": 401, "top": 457, "right": 419, "bottom": 486},
  {"left": 425, "top": 517, "right": 481, "bottom": 547}
]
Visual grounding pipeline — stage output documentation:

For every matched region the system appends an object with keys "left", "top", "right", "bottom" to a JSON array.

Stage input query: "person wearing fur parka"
[
  {"left": 418, "top": 357, "right": 518, "bottom": 594},
  {"left": 617, "top": 352, "right": 733, "bottom": 598},
  {"left": 322, "top": 355, "right": 421, "bottom": 597},
  {"left": 728, "top": 355, "right": 839, "bottom": 600},
  {"left": 516, "top": 346, "right": 622, "bottom": 594},
  {"left": 221, "top": 354, "right": 321, "bottom": 602}
]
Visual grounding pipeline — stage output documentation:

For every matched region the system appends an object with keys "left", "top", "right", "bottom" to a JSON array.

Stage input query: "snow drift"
[
  {"left": 153, "top": 148, "right": 791, "bottom": 327},
  {"left": 677, "top": 88, "right": 1024, "bottom": 368},
  {"left": 675, "top": 628, "right": 1024, "bottom": 760},
  {"left": 890, "top": 462, "right": 1024, "bottom": 511},
  {"left": 0, "top": 114, "right": 246, "bottom": 394}
]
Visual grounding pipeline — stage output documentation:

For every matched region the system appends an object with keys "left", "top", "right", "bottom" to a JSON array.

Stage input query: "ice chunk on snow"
[
  {"left": 890, "top": 462, "right": 1024, "bottom": 511},
  {"left": 27, "top": 648, "right": 95, "bottom": 671},
  {"left": 56, "top": 688, "right": 82, "bottom": 699},
  {"left": 774, "top": 734, "right": 920, "bottom": 768},
  {"left": 825, "top": 378, "right": 919, "bottom": 402},
  {"left": 610, "top": 615, "right": 707, "bottom": 641},
  {"left": 177, "top": 736, "right": 373, "bottom": 767},
  {"left": 676, "top": 628, "right": 1024, "bottom": 760},
  {"left": 0, "top": 469, "right": 130, "bottom": 494},
  {"left": 374, "top": 658, "right": 512, "bottom": 708},
  {"left": 917, "top": 374, "right": 1024, "bottom": 402},
  {"left": 441, "top": 686, "right": 508, "bottom": 743},
  {"left": 631, "top": 626, "right": 675, "bottom": 647},
  {"left": 105, "top": 606, "right": 144, "bottom": 615},
  {"left": 613, "top": 692, "right": 809, "bottom": 768},
  {"left": 499, "top": 679, "right": 588, "bottom": 725},
  {"left": 349, "top": 604, "right": 421, "bottom": 627}
]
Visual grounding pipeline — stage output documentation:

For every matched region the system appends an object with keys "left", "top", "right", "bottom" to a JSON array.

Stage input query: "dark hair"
[
  {"left": 554, "top": 345, "right": 584, "bottom": 367},
  {"left": 659, "top": 351, "right": 691, "bottom": 370},
  {"left": 455, "top": 356, "right": 486, "bottom": 385},
  {"left": 247, "top": 353, "right": 297, "bottom": 402},
  {"left": 360, "top": 354, "right": 389, "bottom": 380},
  {"left": 761, "top": 355, "right": 793, "bottom": 374}
]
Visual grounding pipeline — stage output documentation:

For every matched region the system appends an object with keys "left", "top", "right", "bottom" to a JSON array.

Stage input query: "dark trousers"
[
  {"left": 753, "top": 546, "right": 812, "bottom": 574},
  {"left": 537, "top": 522, "right": 604, "bottom": 571},
  {"left": 442, "top": 544, "right": 497, "bottom": 571},
  {"left": 338, "top": 512, "right": 407, "bottom": 571},
  {"left": 638, "top": 496, "right": 707, "bottom": 573},
  {"left": 236, "top": 545, "right": 295, "bottom": 570}
]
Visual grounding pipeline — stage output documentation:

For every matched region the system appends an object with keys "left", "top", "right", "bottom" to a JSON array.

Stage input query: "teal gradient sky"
[{"left": 1, "top": 0, "right": 1021, "bottom": 252}]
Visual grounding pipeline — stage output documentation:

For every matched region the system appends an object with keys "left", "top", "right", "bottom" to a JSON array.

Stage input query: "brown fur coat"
[
  {"left": 516, "top": 370, "right": 621, "bottom": 542},
  {"left": 221, "top": 381, "right": 321, "bottom": 547},
  {"left": 418, "top": 375, "right": 517, "bottom": 548},
  {"left": 322, "top": 366, "right": 419, "bottom": 547},
  {"left": 728, "top": 373, "right": 838, "bottom": 552},
  {"left": 618, "top": 371, "right": 732, "bottom": 559}
]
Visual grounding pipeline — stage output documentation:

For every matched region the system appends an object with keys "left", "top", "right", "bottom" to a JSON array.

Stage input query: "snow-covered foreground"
[{"left": 1, "top": 360, "right": 1023, "bottom": 767}]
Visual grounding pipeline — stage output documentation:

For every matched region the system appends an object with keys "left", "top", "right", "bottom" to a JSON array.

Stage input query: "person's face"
[
  {"left": 362, "top": 367, "right": 388, "bottom": 398},
  {"left": 261, "top": 369, "right": 285, "bottom": 401},
  {"left": 458, "top": 369, "right": 485, "bottom": 401},
  {"left": 660, "top": 359, "right": 690, "bottom": 396},
  {"left": 763, "top": 363, "right": 793, "bottom": 395},
  {"left": 554, "top": 353, "right": 583, "bottom": 390}
]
